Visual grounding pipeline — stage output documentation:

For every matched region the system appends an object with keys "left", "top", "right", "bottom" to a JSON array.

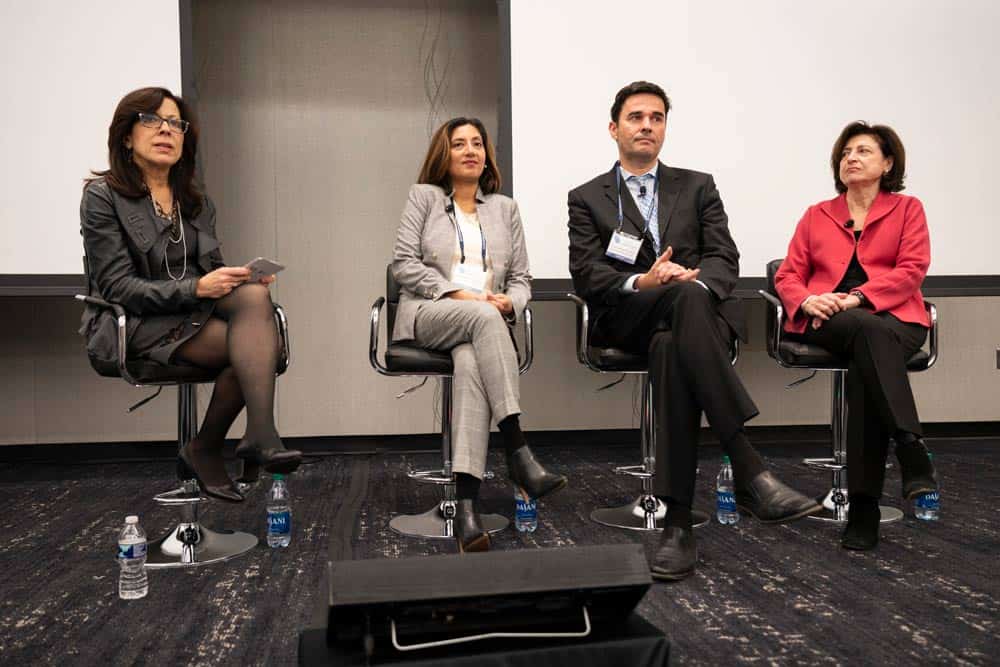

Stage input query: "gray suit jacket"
[{"left": 391, "top": 183, "right": 532, "bottom": 342}]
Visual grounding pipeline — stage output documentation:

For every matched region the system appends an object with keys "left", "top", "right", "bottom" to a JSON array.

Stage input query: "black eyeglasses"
[{"left": 137, "top": 112, "right": 190, "bottom": 134}]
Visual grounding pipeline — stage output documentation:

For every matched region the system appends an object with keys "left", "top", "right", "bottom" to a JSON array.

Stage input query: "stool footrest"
[
  {"left": 407, "top": 469, "right": 453, "bottom": 485},
  {"left": 614, "top": 464, "right": 652, "bottom": 479},
  {"left": 153, "top": 485, "right": 207, "bottom": 506},
  {"left": 803, "top": 457, "right": 844, "bottom": 472}
]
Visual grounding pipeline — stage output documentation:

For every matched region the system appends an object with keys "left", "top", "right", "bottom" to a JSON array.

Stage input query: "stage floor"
[{"left": 1, "top": 438, "right": 997, "bottom": 665}]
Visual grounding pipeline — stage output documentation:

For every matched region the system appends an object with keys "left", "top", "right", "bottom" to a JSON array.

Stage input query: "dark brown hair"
[
  {"left": 831, "top": 121, "right": 906, "bottom": 194},
  {"left": 611, "top": 81, "right": 671, "bottom": 123},
  {"left": 417, "top": 117, "right": 501, "bottom": 194},
  {"left": 89, "top": 87, "right": 204, "bottom": 217}
]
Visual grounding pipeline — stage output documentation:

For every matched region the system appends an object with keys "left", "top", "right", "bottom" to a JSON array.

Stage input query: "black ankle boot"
[
  {"left": 454, "top": 499, "right": 490, "bottom": 553},
  {"left": 895, "top": 438, "right": 937, "bottom": 500},
  {"left": 235, "top": 439, "right": 303, "bottom": 474},
  {"left": 507, "top": 445, "right": 567, "bottom": 500},
  {"left": 841, "top": 496, "right": 880, "bottom": 551}
]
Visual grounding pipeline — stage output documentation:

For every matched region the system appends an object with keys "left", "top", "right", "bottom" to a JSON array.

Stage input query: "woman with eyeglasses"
[
  {"left": 392, "top": 117, "right": 567, "bottom": 553},
  {"left": 80, "top": 87, "right": 301, "bottom": 502}
]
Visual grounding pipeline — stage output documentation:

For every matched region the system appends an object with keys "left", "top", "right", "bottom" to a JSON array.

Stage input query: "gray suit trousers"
[{"left": 413, "top": 300, "right": 521, "bottom": 479}]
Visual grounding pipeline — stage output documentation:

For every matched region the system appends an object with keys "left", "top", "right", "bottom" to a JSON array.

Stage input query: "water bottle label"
[
  {"left": 716, "top": 490, "right": 736, "bottom": 512},
  {"left": 268, "top": 510, "right": 291, "bottom": 535},
  {"left": 916, "top": 491, "right": 940, "bottom": 509},
  {"left": 118, "top": 542, "right": 147, "bottom": 559},
  {"left": 515, "top": 497, "right": 537, "bottom": 518}
]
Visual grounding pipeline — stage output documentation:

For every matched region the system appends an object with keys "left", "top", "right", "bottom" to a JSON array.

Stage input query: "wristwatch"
[{"left": 849, "top": 290, "right": 868, "bottom": 307}]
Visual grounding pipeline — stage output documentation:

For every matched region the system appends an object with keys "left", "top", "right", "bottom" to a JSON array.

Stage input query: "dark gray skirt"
[{"left": 129, "top": 299, "right": 218, "bottom": 366}]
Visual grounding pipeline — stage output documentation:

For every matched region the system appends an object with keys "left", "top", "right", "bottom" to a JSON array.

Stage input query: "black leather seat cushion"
[
  {"left": 385, "top": 343, "right": 454, "bottom": 374},
  {"left": 585, "top": 347, "right": 648, "bottom": 372},
  {"left": 89, "top": 357, "right": 220, "bottom": 384},
  {"left": 777, "top": 341, "right": 930, "bottom": 371}
]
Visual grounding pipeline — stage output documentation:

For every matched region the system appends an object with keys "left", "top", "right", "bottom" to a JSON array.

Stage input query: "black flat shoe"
[
  {"left": 895, "top": 438, "right": 938, "bottom": 500},
  {"left": 650, "top": 526, "right": 697, "bottom": 581},
  {"left": 507, "top": 446, "right": 568, "bottom": 500},
  {"left": 235, "top": 439, "right": 303, "bottom": 474},
  {"left": 841, "top": 497, "right": 880, "bottom": 551},
  {"left": 178, "top": 446, "right": 244, "bottom": 503},
  {"left": 454, "top": 499, "right": 490, "bottom": 553},
  {"left": 735, "top": 471, "right": 822, "bottom": 523}
]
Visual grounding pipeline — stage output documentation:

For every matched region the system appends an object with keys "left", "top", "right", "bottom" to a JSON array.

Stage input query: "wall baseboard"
[{"left": 2, "top": 422, "right": 997, "bottom": 465}]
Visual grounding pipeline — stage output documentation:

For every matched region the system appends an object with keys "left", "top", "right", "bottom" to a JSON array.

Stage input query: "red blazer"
[{"left": 774, "top": 191, "right": 930, "bottom": 334}]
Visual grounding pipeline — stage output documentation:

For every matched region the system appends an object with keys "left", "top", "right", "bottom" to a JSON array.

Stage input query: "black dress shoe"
[
  {"left": 178, "top": 446, "right": 244, "bottom": 503},
  {"left": 235, "top": 439, "right": 303, "bottom": 474},
  {"left": 507, "top": 446, "right": 568, "bottom": 500},
  {"left": 841, "top": 497, "right": 880, "bottom": 551},
  {"left": 895, "top": 438, "right": 938, "bottom": 500},
  {"left": 650, "top": 526, "right": 697, "bottom": 581},
  {"left": 454, "top": 499, "right": 490, "bottom": 553},
  {"left": 735, "top": 471, "right": 822, "bottom": 523}
]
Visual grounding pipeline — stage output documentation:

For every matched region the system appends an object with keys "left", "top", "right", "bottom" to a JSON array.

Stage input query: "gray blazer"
[{"left": 391, "top": 183, "right": 532, "bottom": 342}]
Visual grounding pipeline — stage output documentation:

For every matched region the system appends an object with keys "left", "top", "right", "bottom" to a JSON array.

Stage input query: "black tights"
[{"left": 176, "top": 284, "right": 282, "bottom": 456}]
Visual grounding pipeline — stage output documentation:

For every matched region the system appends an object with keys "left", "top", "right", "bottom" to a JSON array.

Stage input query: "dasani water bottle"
[
  {"left": 915, "top": 453, "right": 940, "bottom": 521},
  {"left": 514, "top": 486, "right": 537, "bottom": 532},
  {"left": 716, "top": 455, "right": 739, "bottom": 525},
  {"left": 118, "top": 515, "right": 148, "bottom": 599},
  {"left": 267, "top": 474, "right": 292, "bottom": 547}
]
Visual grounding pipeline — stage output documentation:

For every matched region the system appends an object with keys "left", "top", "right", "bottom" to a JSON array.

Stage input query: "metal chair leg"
[
  {"left": 591, "top": 375, "right": 710, "bottom": 531},
  {"left": 390, "top": 377, "right": 510, "bottom": 539},
  {"left": 808, "top": 371, "right": 903, "bottom": 524},
  {"left": 145, "top": 385, "right": 259, "bottom": 568}
]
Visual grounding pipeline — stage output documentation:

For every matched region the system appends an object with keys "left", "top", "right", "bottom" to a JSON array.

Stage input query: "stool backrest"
[{"left": 385, "top": 264, "right": 401, "bottom": 337}]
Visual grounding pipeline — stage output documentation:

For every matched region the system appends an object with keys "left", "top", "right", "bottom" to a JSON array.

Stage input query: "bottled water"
[
  {"left": 716, "top": 455, "right": 739, "bottom": 525},
  {"left": 267, "top": 474, "right": 292, "bottom": 548},
  {"left": 514, "top": 486, "right": 537, "bottom": 533},
  {"left": 915, "top": 454, "right": 940, "bottom": 521},
  {"left": 117, "top": 515, "right": 148, "bottom": 600}
]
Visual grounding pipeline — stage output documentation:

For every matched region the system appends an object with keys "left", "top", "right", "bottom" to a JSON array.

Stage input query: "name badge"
[
  {"left": 452, "top": 263, "right": 489, "bottom": 293},
  {"left": 606, "top": 230, "right": 642, "bottom": 264}
]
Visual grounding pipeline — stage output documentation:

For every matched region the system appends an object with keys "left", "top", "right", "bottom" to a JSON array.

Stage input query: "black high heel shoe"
[
  {"left": 454, "top": 499, "right": 490, "bottom": 553},
  {"left": 507, "top": 445, "right": 568, "bottom": 500},
  {"left": 234, "top": 439, "right": 303, "bottom": 475},
  {"left": 178, "top": 444, "right": 244, "bottom": 503}
]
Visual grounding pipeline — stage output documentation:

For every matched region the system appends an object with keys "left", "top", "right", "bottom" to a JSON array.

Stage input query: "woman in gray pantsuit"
[{"left": 392, "top": 117, "right": 567, "bottom": 553}]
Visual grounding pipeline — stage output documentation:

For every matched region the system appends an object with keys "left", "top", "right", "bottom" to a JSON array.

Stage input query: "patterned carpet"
[{"left": 0, "top": 439, "right": 997, "bottom": 665}]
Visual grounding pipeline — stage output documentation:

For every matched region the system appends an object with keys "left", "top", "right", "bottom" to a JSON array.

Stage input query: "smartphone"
[{"left": 244, "top": 257, "right": 285, "bottom": 282}]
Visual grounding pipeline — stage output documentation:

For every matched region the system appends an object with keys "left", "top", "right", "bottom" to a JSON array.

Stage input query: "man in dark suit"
[{"left": 568, "top": 81, "right": 820, "bottom": 581}]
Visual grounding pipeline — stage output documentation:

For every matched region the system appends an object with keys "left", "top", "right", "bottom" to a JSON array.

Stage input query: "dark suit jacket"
[
  {"left": 79, "top": 177, "right": 225, "bottom": 363},
  {"left": 567, "top": 162, "right": 746, "bottom": 341}
]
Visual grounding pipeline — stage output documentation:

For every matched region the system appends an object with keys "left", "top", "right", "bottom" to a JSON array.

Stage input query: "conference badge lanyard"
[
  {"left": 605, "top": 164, "right": 657, "bottom": 265},
  {"left": 449, "top": 197, "right": 489, "bottom": 293}
]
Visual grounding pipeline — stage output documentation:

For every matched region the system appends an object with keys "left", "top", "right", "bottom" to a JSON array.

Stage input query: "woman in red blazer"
[{"left": 775, "top": 122, "right": 937, "bottom": 550}]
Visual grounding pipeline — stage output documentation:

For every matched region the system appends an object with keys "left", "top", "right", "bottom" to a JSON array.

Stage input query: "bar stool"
[
  {"left": 758, "top": 258, "right": 938, "bottom": 524},
  {"left": 369, "top": 267, "right": 533, "bottom": 540},
  {"left": 568, "top": 294, "right": 737, "bottom": 531},
  {"left": 77, "top": 272, "right": 290, "bottom": 567}
]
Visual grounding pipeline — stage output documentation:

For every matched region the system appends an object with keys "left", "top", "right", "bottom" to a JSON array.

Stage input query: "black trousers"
[
  {"left": 792, "top": 309, "right": 927, "bottom": 498},
  {"left": 594, "top": 282, "right": 759, "bottom": 505}
]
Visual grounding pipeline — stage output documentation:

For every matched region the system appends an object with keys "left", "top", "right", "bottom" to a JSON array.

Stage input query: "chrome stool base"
[
  {"left": 389, "top": 503, "right": 509, "bottom": 539},
  {"left": 806, "top": 488, "right": 904, "bottom": 524},
  {"left": 590, "top": 495, "right": 710, "bottom": 531},
  {"left": 146, "top": 481, "right": 258, "bottom": 569},
  {"left": 146, "top": 524, "right": 257, "bottom": 569}
]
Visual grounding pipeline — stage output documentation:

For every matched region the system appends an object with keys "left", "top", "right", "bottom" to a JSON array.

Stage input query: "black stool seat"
[
  {"left": 584, "top": 346, "right": 648, "bottom": 372},
  {"left": 90, "top": 356, "right": 220, "bottom": 384},
  {"left": 384, "top": 343, "right": 453, "bottom": 374},
  {"left": 776, "top": 341, "right": 930, "bottom": 371}
]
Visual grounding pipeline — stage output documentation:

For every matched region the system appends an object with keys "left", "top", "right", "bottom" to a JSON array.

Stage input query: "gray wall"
[{"left": 1, "top": 0, "right": 997, "bottom": 446}]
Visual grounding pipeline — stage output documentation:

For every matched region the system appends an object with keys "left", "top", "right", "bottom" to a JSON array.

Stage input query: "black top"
[{"left": 834, "top": 230, "right": 868, "bottom": 293}]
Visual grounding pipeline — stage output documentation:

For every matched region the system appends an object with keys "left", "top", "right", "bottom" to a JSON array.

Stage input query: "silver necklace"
[{"left": 164, "top": 207, "right": 187, "bottom": 281}]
